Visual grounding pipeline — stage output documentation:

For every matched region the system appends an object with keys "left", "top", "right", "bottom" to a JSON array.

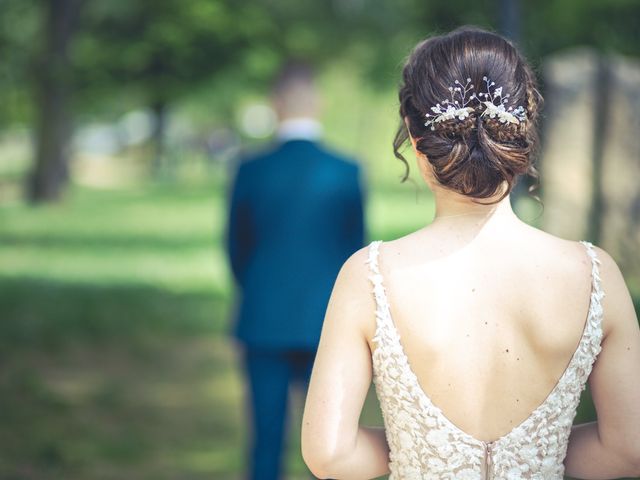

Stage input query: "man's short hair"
[{"left": 272, "top": 60, "right": 316, "bottom": 96}]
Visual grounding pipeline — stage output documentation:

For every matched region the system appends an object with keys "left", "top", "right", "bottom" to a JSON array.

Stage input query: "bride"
[{"left": 300, "top": 26, "right": 640, "bottom": 479}]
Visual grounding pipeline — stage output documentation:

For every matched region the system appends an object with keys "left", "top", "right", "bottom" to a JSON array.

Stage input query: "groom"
[{"left": 225, "top": 61, "right": 366, "bottom": 480}]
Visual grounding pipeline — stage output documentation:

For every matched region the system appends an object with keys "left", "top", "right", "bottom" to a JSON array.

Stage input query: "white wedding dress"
[{"left": 366, "top": 240, "right": 605, "bottom": 479}]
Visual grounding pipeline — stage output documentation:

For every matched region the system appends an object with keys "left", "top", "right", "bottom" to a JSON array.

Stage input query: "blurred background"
[{"left": 0, "top": 0, "right": 639, "bottom": 479}]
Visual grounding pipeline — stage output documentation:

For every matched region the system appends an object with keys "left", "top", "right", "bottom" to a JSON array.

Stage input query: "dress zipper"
[{"left": 482, "top": 440, "right": 495, "bottom": 479}]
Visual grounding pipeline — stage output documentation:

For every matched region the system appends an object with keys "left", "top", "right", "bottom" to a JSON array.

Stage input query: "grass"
[
  {"left": 0, "top": 176, "right": 407, "bottom": 480},
  {"left": 0, "top": 180, "right": 246, "bottom": 479},
  {"left": 0, "top": 176, "right": 637, "bottom": 479}
]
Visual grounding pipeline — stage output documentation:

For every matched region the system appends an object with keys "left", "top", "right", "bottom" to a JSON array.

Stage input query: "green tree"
[
  {"left": 28, "top": 0, "right": 83, "bottom": 202},
  {"left": 4, "top": 0, "right": 640, "bottom": 202}
]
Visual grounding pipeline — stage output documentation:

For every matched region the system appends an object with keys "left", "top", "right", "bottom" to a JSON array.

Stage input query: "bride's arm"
[
  {"left": 301, "top": 248, "right": 390, "bottom": 479},
  {"left": 564, "top": 246, "right": 640, "bottom": 479}
]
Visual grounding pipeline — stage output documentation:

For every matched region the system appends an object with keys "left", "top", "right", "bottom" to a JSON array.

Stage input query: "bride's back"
[
  {"left": 302, "top": 25, "right": 640, "bottom": 480},
  {"left": 366, "top": 219, "right": 594, "bottom": 442}
]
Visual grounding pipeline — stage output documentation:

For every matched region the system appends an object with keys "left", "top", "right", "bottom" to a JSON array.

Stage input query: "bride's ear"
[
  {"left": 404, "top": 116, "right": 425, "bottom": 159},
  {"left": 404, "top": 116, "right": 436, "bottom": 186}
]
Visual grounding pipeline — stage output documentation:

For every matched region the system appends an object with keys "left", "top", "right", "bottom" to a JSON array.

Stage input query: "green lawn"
[
  {"left": 0, "top": 181, "right": 243, "bottom": 479},
  {"left": 0, "top": 177, "right": 636, "bottom": 479},
  {"left": 0, "top": 177, "right": 397, "bottom": 480}
]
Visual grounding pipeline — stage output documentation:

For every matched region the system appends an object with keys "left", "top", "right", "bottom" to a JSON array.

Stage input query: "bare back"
[{"left": 364, "top": 217, "right": 595, "bottom": 442}]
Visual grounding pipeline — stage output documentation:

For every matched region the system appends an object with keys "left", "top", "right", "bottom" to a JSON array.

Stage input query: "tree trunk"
[
  {"left": 587, "top": 54, "right": 610, "bottom": 244},
  {"left": 28, "top": 0, "right": 80, "bottom": 203},
  {"left": 151, "top": 100, "right": 168, "bottom": 176}
]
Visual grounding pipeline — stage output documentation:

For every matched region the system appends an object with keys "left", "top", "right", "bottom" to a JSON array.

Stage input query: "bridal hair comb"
[
  {"left": 424, "top": 78, "right": 477, "bottom": 131},
  {"left": 424, "top": 76, "right": 527, "bottom": 131},
  {"left": 477, "top": 76, "right": 527, "bottom": 124}
]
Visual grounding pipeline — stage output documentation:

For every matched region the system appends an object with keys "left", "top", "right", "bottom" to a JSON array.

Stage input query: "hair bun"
[
  {"left": 433, "top": 113, "right": 477, "bottom": 138},
  {"left": 393, "top": 26, "right": 543, "bottom": 203}
]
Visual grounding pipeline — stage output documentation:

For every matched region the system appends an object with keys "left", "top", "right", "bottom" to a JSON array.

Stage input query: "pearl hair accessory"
[
  {"left": 478, "top": 76, "right": 527, "bottom": 124},
  {"left": 423, "top": 76, "right": 527, "bottom": 131},
  {"left": 424, "top": 78, "right": 476, "bottom": 131}
]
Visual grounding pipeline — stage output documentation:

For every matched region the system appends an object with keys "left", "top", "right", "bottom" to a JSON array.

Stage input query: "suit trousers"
[{"left": 241, "top": 346, "right": 317, "bottom": 480}]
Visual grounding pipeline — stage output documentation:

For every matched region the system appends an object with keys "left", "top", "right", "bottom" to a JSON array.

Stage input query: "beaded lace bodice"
[{"left": 366, "top": 240, "right": 605, "bottom": 480}]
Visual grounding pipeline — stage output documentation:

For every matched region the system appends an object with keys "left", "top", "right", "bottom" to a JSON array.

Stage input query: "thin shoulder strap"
[
  {"left": 580, "top": 241, "right": 604, "bottom": 293},
  {"left": 365, "top": 241, "right": 394, "bottom": 335},
  {"left": 366, "top": 240, "right": 383, "bottom": 275},
  {"left": 579, "top": 240, "right": 606, "bottom": 325}
]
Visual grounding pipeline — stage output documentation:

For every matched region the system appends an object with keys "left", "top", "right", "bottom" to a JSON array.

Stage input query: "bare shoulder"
[
  {"left": 524, "top": 225, "right": 634, "bottom": 335},
  {"left": 590, "top": 243, "right": 637, "bottom": 337},
  {"left": 335, "top": 243, "right": 375, "bottom": 291},
  {"left": 590, "top": 243, "right": 626, "bottom": 285},
  {"left": 370, "top": 229, "right": 427, "bottom": 262},
  {"left": 325, "top": 244, "right": 377, "bottom": 333},
  {"left": 381, "top": 224, "right": 587, "bottom": 269},
  {"left": 331, "top": 245, "right": 373, "bottom": 309},
  {"left": 517, "top": 223, "right": 598, "bottom": 271},
  {"left": 529, "top": 225, "right": 628, "bottom": 296}
]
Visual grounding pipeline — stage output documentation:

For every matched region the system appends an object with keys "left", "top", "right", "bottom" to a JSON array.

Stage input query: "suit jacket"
[{"left": 225, "top": 138, "right": 366, "bottom": 349}]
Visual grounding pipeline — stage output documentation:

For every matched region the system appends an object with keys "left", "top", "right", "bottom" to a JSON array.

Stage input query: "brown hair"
[{"left": 393, "top": 25, "right": 544, "bottom": 204}]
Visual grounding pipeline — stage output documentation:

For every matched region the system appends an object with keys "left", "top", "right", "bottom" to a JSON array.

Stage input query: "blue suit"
[{"left": 225, "top": 138, "right": 366, "bottom": 479}]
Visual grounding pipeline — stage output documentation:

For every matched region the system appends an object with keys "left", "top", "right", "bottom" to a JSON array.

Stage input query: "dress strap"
[
  {"left": 579, "top": 241, "right": 605, "bottom": 298},
  {"left": 366, "top": 240, "right": 383, "bottom": 275},
  {"left": 365, "top": 241, "right": 395, "bottom": 340},
  {"left": 579, "top": 240, "right": 606, "bottom": 330}
]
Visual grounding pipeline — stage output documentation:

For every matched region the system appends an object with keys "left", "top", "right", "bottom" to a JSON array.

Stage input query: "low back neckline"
[{"left": 366, "top": 239, "right": 602, "bottom": 447}]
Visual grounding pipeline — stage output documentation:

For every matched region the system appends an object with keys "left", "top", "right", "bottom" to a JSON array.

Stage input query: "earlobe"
[
  {"left": 404, "top": 117, "right": 433, "bottom": 184},
  {"left": 403, "top": 117, "right": 420, "bottom": 156},
  {"left": 403, "top": 112, "right": 440, "bottom": 195}
]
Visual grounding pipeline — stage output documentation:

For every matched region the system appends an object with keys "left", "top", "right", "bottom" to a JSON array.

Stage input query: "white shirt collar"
[{"left": 276, "top": 117, "right": 323, "bottom": 142}]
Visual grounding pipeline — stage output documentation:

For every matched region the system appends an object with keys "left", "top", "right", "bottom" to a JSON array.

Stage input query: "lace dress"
[{"left": 366, "top": 240, "right": 605, "bottom": 480}]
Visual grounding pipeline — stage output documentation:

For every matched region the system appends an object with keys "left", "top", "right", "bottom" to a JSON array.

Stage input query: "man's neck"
[{"left": 276, "top": 117, "right": 323, "bottom": 142}]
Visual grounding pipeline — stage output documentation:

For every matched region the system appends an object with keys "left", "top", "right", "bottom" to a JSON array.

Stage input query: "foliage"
[
  {"left": 0, "top": 0, "right": 40, "bottom": 126},
  {"left": 1, "top": 0, "right": 638, "bottom": 126}
]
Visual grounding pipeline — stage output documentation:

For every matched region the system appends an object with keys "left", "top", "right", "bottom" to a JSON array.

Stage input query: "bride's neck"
[{"left": 431, "top": 189, "right": 516, "bottom": 222}]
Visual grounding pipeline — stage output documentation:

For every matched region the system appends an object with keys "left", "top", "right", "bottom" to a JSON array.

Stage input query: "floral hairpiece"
[
  {"left": 477, "top": 76, "right": 527, "bottom": 124},
  {"left": 423, "top": 76, "right": 527, "bottom": 131},
  {"left": 424, "top": 78, "right": 476, "bottom": 131}
]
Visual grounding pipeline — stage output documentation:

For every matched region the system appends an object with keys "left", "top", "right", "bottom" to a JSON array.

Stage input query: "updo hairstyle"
[{"left": 393, "top": 26, "right": 544, "bottom": 203}]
